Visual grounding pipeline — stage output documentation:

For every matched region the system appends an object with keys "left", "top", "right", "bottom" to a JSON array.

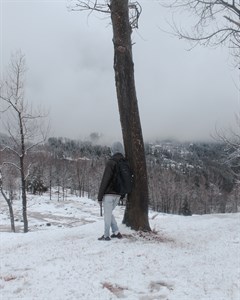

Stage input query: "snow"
[{"left": 0, "top": 193, "right": 240, "bottom": 300}]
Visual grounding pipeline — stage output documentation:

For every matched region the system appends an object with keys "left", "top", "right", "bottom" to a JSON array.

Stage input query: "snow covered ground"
[{"left": 0, "top": 193, "right": 240, "bottom": 300}]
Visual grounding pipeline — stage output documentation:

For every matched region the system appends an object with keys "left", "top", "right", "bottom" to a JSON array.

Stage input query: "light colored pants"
[{"left": 103, "top": 194, "right": 120, "bottom": 238}]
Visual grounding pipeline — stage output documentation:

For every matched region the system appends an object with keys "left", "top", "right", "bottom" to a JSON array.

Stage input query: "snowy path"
[{"left": 0, "top": 195, "right": 240, "bottom": 299}]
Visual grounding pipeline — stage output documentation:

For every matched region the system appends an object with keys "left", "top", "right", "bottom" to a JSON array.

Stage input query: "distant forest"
[{"left": 0, "top": 133, "right": 239, "bottom": 215}]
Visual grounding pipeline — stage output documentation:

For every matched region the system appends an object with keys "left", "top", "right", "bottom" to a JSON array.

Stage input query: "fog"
[{"left": 1, "top": 0, "right": 239, "bottom": 144}]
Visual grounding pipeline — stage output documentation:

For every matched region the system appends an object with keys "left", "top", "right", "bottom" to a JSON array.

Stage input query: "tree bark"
[
  {"left": 0, "top": 184, "right": 15, "bottom": 232},
  {"left": 19, "top": 115, "right": 28, "bottom": 233},
  {"left": 110, "top": 0, "right": 151, "bottom": 231}
]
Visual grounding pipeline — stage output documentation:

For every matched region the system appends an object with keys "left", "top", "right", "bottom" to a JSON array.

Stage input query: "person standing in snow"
[{"left": 97, "top": 141, "right": 124, "bottom": 241}]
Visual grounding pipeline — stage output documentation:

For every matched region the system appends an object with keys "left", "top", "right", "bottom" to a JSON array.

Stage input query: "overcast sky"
[{"left": 1, "top": 0, "right": 239, "bottom": 144}]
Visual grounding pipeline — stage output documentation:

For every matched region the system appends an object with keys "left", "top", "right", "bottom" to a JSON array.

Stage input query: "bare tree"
[
  {"left": 215, "top": 112, "right": 240, "bottom": 177},
  {"left": 0, "top": 51, "right": 48, "bottom": 232},
  {"left": 69, "top": 0, "right": 151, "bottom": 231},
  {"left": 0, "top": 169, "right": 15, "bottom": 232},
  {"left": 161, "top": 0, "right": 240, "bottom": 64}
]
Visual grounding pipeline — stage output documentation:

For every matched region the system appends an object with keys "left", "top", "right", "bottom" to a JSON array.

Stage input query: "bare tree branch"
[
  {"left": 213, "top": 112, "right": 240, "bottom": 177},
  {"left": 224, "top": 15, "right": 240, "bottom": 27},
  {"left": 0, "top": 50, "right": 49, "bottom": 232},
  {"left": 68, "top": 0, "right": 110, "bottom": 13},
  {"left": 68, "top": 0, "right": 142, "bottom": 29},
  {"left": 2, "top": 161, "right": 21, "bottom": 171},
  {"left": 1, "top": 146, "right": 21, "bottom": 158},
  {"left": 160, "top": 0, "right": 240, "bottom": 64}
]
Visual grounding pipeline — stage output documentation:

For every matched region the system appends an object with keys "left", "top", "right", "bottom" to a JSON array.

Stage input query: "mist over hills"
[{"left": 0, "top": 132, "right": 238, "bottom": 214}]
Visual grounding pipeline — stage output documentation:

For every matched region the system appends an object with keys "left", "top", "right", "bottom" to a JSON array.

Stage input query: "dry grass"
[
  {"left": 122, "top": 231, "right": 174, "bottom": 243},
  {"left": 0, "top": 275, "right": 17, "bottom": 282},
  {"left": 102, "top": 281, "right": 128, "bottom": 298}
]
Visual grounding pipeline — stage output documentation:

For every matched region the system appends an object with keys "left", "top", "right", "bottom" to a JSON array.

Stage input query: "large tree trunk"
[
  {"left": 20, "top": 117, "right": 28, "bottom": 233},
  {"left": 110, "top": 0, "right": 151, "bottom": 231},
  {"left": 20, "top": 157, "right": 28, "bottom": 232}
]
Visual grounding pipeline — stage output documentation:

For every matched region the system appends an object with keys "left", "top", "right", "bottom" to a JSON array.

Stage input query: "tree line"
[
  {"left": 1, "top": 135, "right": 239, "bottom": 226},
  {"left": 146, "top": 141, "right": 239, "bottom": 215}
]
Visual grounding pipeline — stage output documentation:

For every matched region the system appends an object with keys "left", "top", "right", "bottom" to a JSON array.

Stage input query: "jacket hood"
[{"left": 111, "top": 141, "right": 124, "bottom": 155}]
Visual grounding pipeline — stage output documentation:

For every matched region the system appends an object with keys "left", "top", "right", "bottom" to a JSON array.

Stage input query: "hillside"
[
  {"left": 0, "top": 193, "right": 239, "bottom": 300},
  {"left": 1, "top": 135, "right": 238, "bottom": 215}
]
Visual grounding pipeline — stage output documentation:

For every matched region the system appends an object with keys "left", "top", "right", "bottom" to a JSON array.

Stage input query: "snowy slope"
[{"left": 0, "top": 194, "right": 239, "bottom": 300}]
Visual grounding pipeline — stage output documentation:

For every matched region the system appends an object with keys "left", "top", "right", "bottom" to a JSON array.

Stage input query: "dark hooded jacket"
[{"left": 98, "top": 142, "right": 124, "bottom": 201}]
